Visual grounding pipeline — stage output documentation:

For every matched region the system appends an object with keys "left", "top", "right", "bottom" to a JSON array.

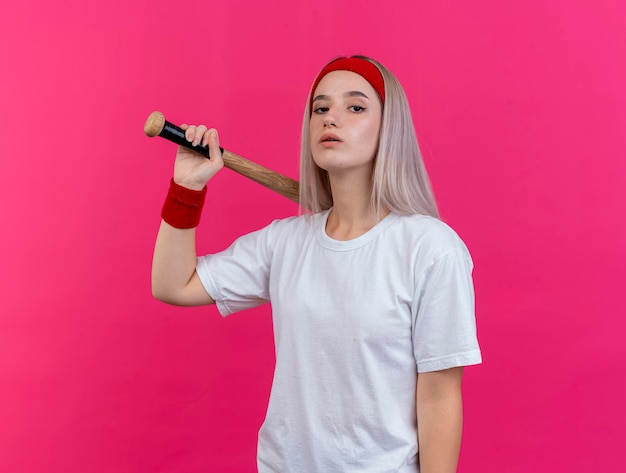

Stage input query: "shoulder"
[
  {"left": 267, "top": 211, "right": 326, "bottom": 232},
  {"left": 388, "top": 213, "right": 472, "bottom": 266},
  {"left": 392, "top": 214, "right": 468, "bottom": 250},
  {"left": 257, "top": 211, "right": 327, "bottom": 244}
]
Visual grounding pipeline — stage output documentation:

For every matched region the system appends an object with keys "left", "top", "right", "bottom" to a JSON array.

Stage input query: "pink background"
[{"left": 1, "top": 1, "right": 624, "bottom": 471}]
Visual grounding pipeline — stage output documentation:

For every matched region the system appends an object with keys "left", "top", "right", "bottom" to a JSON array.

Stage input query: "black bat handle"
[{"left": 143, "top": 111, "right": 224, "bottom": 158}]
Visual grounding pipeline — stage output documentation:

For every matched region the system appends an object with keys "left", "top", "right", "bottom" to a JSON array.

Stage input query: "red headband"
[{"left": 309, "top": 57, "right": 385, "bottom": 112}]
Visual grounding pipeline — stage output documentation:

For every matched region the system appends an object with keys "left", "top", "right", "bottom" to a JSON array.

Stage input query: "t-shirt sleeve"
[
  {"left": 196, "top": 222, "right": 276, "bottom": 317},
  {"left": 412, "top": 247, "right": 482, "bottom": 373}
]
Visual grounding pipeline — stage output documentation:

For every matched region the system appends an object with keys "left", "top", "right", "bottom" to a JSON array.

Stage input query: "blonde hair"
[{"left": 298, "top": 56, "right": 439, "bottom": 218}]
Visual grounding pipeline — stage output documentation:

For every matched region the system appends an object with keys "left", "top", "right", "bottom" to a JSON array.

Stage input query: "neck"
[{"left": 325, "top": 171, "right": 389, "bottom": 241}]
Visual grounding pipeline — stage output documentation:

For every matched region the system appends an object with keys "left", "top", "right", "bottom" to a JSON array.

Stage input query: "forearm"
[
  {"left": 151, "top": 124, "right": 223, "bottom": 306},
  {"left": 416, "top": 368, "right": 464, "bottom": 473},
  {"left": 152, "top": 220, "right": 212, "bottom": 306}
]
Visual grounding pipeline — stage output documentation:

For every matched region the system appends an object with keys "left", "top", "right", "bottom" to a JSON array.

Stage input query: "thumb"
[{"left": 206, "top": 129, "right": 224, "bottom": 167}]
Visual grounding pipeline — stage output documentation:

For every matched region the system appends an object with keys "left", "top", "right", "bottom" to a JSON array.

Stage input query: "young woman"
[{"left": 152, "top": 56, "right": 481, "bottom": 473}]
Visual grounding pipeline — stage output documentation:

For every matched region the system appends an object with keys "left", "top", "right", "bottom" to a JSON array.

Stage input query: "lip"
[{"left": 319, "top": 133, "right": 342, "bottom": 144}]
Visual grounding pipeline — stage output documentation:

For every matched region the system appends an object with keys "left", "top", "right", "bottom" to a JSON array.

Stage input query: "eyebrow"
[{"left": 312, "top": 91, "right": 370, "bottom": 103}]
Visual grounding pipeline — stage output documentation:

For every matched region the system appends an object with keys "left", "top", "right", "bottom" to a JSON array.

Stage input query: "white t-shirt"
[{"left": 197, "top": 210, "right": 481, "bottom": 473}]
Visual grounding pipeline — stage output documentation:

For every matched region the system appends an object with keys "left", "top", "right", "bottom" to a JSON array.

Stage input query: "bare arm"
[
  {"left": 416, "top": 367, "right": 464, "bottom": 473},
  {"left": 152, "top": 222, "right": 214, "bottom": 306},
  {"left": 151, "top": 124, "right": 223, "bottom": 306}
]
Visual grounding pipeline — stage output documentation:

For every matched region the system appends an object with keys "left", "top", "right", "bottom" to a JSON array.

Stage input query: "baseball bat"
[{"left": 144, "top": 111, "right": 300, "bottom": 203}]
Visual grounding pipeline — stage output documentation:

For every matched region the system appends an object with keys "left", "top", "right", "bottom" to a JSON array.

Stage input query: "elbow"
[
  {"left": 151, "top": 279, "right": 215, "bottom": 307},
  {"left": 151, "top": 270, "right": 183, "bottom": 305},
  {"left": 152, "top": 285, "right": 172, "bottom": 304},
  {"left": 152, "top": 288, "right": 185, "bottom": 306},
  {"left": 151, "top": 281, "right": 181, "bottom": 306}
]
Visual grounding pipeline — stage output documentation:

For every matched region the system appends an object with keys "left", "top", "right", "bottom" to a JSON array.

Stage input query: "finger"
[
  {"left": 201, "top": 126, "right": 214, "bottom": 147},
  {"left": 193, "top": 125, "right": 208, "bottom": 146},
  {"left": 180, "top": 124, "right": 189, "bottom": 130},
  {"left": 206, "top": 129, "right": 223, "bottom": 164},
  {"left": 185, "top": 125, "right": 196, "bottom": 143}
]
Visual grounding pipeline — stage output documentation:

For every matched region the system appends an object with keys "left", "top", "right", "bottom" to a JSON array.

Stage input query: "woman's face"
[{"left": 309, "top": 70, "right": 382, "bottom": 176}]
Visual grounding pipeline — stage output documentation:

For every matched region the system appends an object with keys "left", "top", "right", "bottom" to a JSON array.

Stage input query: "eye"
[
  {"left": 313, "top": 106, "right": 329, "bottom": 114},
  {"left": 348, "top": 105, "right": 366, "bottom": 113}
]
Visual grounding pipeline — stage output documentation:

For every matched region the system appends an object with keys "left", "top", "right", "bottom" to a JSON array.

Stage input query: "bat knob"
[{"left": 144, "top": 111, "right": 165, "bottom": 137}]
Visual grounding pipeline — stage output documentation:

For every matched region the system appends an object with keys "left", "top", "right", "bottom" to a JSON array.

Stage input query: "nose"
[{"left": 323, "top": 112, "right": 337, "bottom": 128}]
